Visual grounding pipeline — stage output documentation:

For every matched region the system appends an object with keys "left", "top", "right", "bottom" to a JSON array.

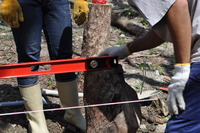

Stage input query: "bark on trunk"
[
  {"left": 81, "top": 3, "right": 112, "bottom": 57},
  {"left": 81, "top": 3, "right": 142, "bottom": 133}
]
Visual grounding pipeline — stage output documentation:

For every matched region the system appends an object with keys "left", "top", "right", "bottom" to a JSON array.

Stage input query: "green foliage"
[
  {"left": 162, "top": 117, "right": 169, "bottom": 121},
  {"left": 140, "top": 19, "right": 148, "bottom": 26},
  {"left": 138, "top": 62, "right": 149, "bottom": 68},
  {"left": 47, "top": 77, "right": 52, "bottom": 86},
  {"left": 135, "top": 84, "right": 142, "bottom": 90},
  {"left": 155, "top": 65, "right": 165, "bottom": 74},
  {"left": 137, "top": 62, "right": 165, "bottom": 74},
  {"left": 0, "top": 35, "right": 14, "bottom": 40},
  {"left": 116, "top": 38, "right": 126, "bottom": 46},
  {"left": 6, "top": 53, "right": 12, "bottom": 57},
  {"left": 0, "top": 24, "right": 10, "bottom": 32},
  {"left": 72, "top": 34, "right": 77, "bottom": 39},
  {"left": 3, "top": 43, "right": 11, "bottom": 47},
  {"left": 149, "top": 49, "right": 158, "bottom": 54}
]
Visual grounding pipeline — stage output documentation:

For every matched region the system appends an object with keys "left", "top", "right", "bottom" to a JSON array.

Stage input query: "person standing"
[
  {"left": 0, "top": 0, "right": 88, "bottom": 132},
  {"left": 100, "top": 0, "right": 200, "bottom": 132}
]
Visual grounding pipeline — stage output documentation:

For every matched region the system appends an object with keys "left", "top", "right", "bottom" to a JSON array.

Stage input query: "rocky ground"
[{"left": 0, "top": 1, "right": 175, "bottom": 133}]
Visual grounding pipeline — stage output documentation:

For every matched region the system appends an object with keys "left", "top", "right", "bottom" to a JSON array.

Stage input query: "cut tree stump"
[
  {"left": 80, "top": 3, "right": 142, "bottom": 133},
  {"left": 84, "top": 66, "right": 142, "bottom": 133}
]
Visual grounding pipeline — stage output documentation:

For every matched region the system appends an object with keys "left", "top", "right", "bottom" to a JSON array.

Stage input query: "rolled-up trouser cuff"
[
  {"left": 17, "top": 76, "right": 39, "bottom": 88},
  {"left": 18, "top": 72, "right": 76, "bottom": 87},
  {"left": 55, "top": 72, "right": 76, "bottom": 82}
]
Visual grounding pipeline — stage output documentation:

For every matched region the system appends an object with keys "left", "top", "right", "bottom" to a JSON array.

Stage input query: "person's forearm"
[
  {"left": 127, "top": 30, "right": 164, "bottom": 53},
  {"left": 166, "top": 0, "right": 191, "bottom": 64}
]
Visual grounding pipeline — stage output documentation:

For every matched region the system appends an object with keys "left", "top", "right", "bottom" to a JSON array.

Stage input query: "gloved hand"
[
  {"left": 99, "top": 44, "right": 131, "bottom": 59},
  {"left": 0, "top": 0, "right": 24, "bottom": 28},
  {"left": 73, "top": 0, "right": 89, "bottom": 25},
  {"left": 167, "top": 63, "right": 190, "bottom": 115}
]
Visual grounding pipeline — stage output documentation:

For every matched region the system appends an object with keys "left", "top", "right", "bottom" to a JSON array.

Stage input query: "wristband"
[{"left": 175, "top": 63, "right": 190, "bottom": 65}]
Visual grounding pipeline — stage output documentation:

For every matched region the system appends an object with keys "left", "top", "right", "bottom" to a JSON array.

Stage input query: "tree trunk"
[
  {"left": 81, "top": 3, "right": 112, "bottom": 57},
  {"left": 81, "top": 3, "right": 142, "bottom": 133}
]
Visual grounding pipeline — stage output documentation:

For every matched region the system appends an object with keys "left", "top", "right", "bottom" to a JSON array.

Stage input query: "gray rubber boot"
[
  {"left": 56, "top": 80, "right": 86, "bottom": 132},
  {"left": 19, "top": 83, "right": 49, "bottom": 133}
]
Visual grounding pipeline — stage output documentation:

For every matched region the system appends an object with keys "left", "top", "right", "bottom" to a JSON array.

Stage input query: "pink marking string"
[{"left": 0, "top": 98, "right": 158, "bottom": 116}]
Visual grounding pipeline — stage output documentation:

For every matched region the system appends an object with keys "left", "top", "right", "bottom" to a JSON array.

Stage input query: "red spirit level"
[{"left": 0, "top": 56, "right": 118, "bottom": 79}]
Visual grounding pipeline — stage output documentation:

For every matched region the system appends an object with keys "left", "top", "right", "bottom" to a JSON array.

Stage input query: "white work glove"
[
  {"left": 99, "top": 44, "right": 131, "bottom": 59},
  {"left": 167, "top": 64, "right": 190, "bottom": 115}
]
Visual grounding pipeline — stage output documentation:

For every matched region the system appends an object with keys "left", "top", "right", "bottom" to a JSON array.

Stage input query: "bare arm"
[
  {"left": 166, "top": 0, "right": 191, "bottom": 63},
  {"left": 127, "top": 30, "right": 165, "bottom": 53},
  {"left": 99, "top": 0, "right": 191, "bottom": 65},
  {"left": 166, "top": 0, "right": 191, "bottom": 115}
]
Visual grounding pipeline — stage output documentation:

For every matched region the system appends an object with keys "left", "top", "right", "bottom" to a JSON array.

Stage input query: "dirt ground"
[{"left": 0, "top": 1, "right": 175, "bottom": 133}]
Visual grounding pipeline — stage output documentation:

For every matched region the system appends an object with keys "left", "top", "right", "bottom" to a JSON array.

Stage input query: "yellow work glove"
[
  {"left": 73, "top": 0, "right": 89, "bottom": 25},
  {"left": 0, "top": 0, "right": 24, "bottom": 28}
]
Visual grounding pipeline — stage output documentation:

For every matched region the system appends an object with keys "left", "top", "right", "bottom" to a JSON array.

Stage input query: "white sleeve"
[{"left": 127, "top": 0, "right": 176, "bottom": 26}]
